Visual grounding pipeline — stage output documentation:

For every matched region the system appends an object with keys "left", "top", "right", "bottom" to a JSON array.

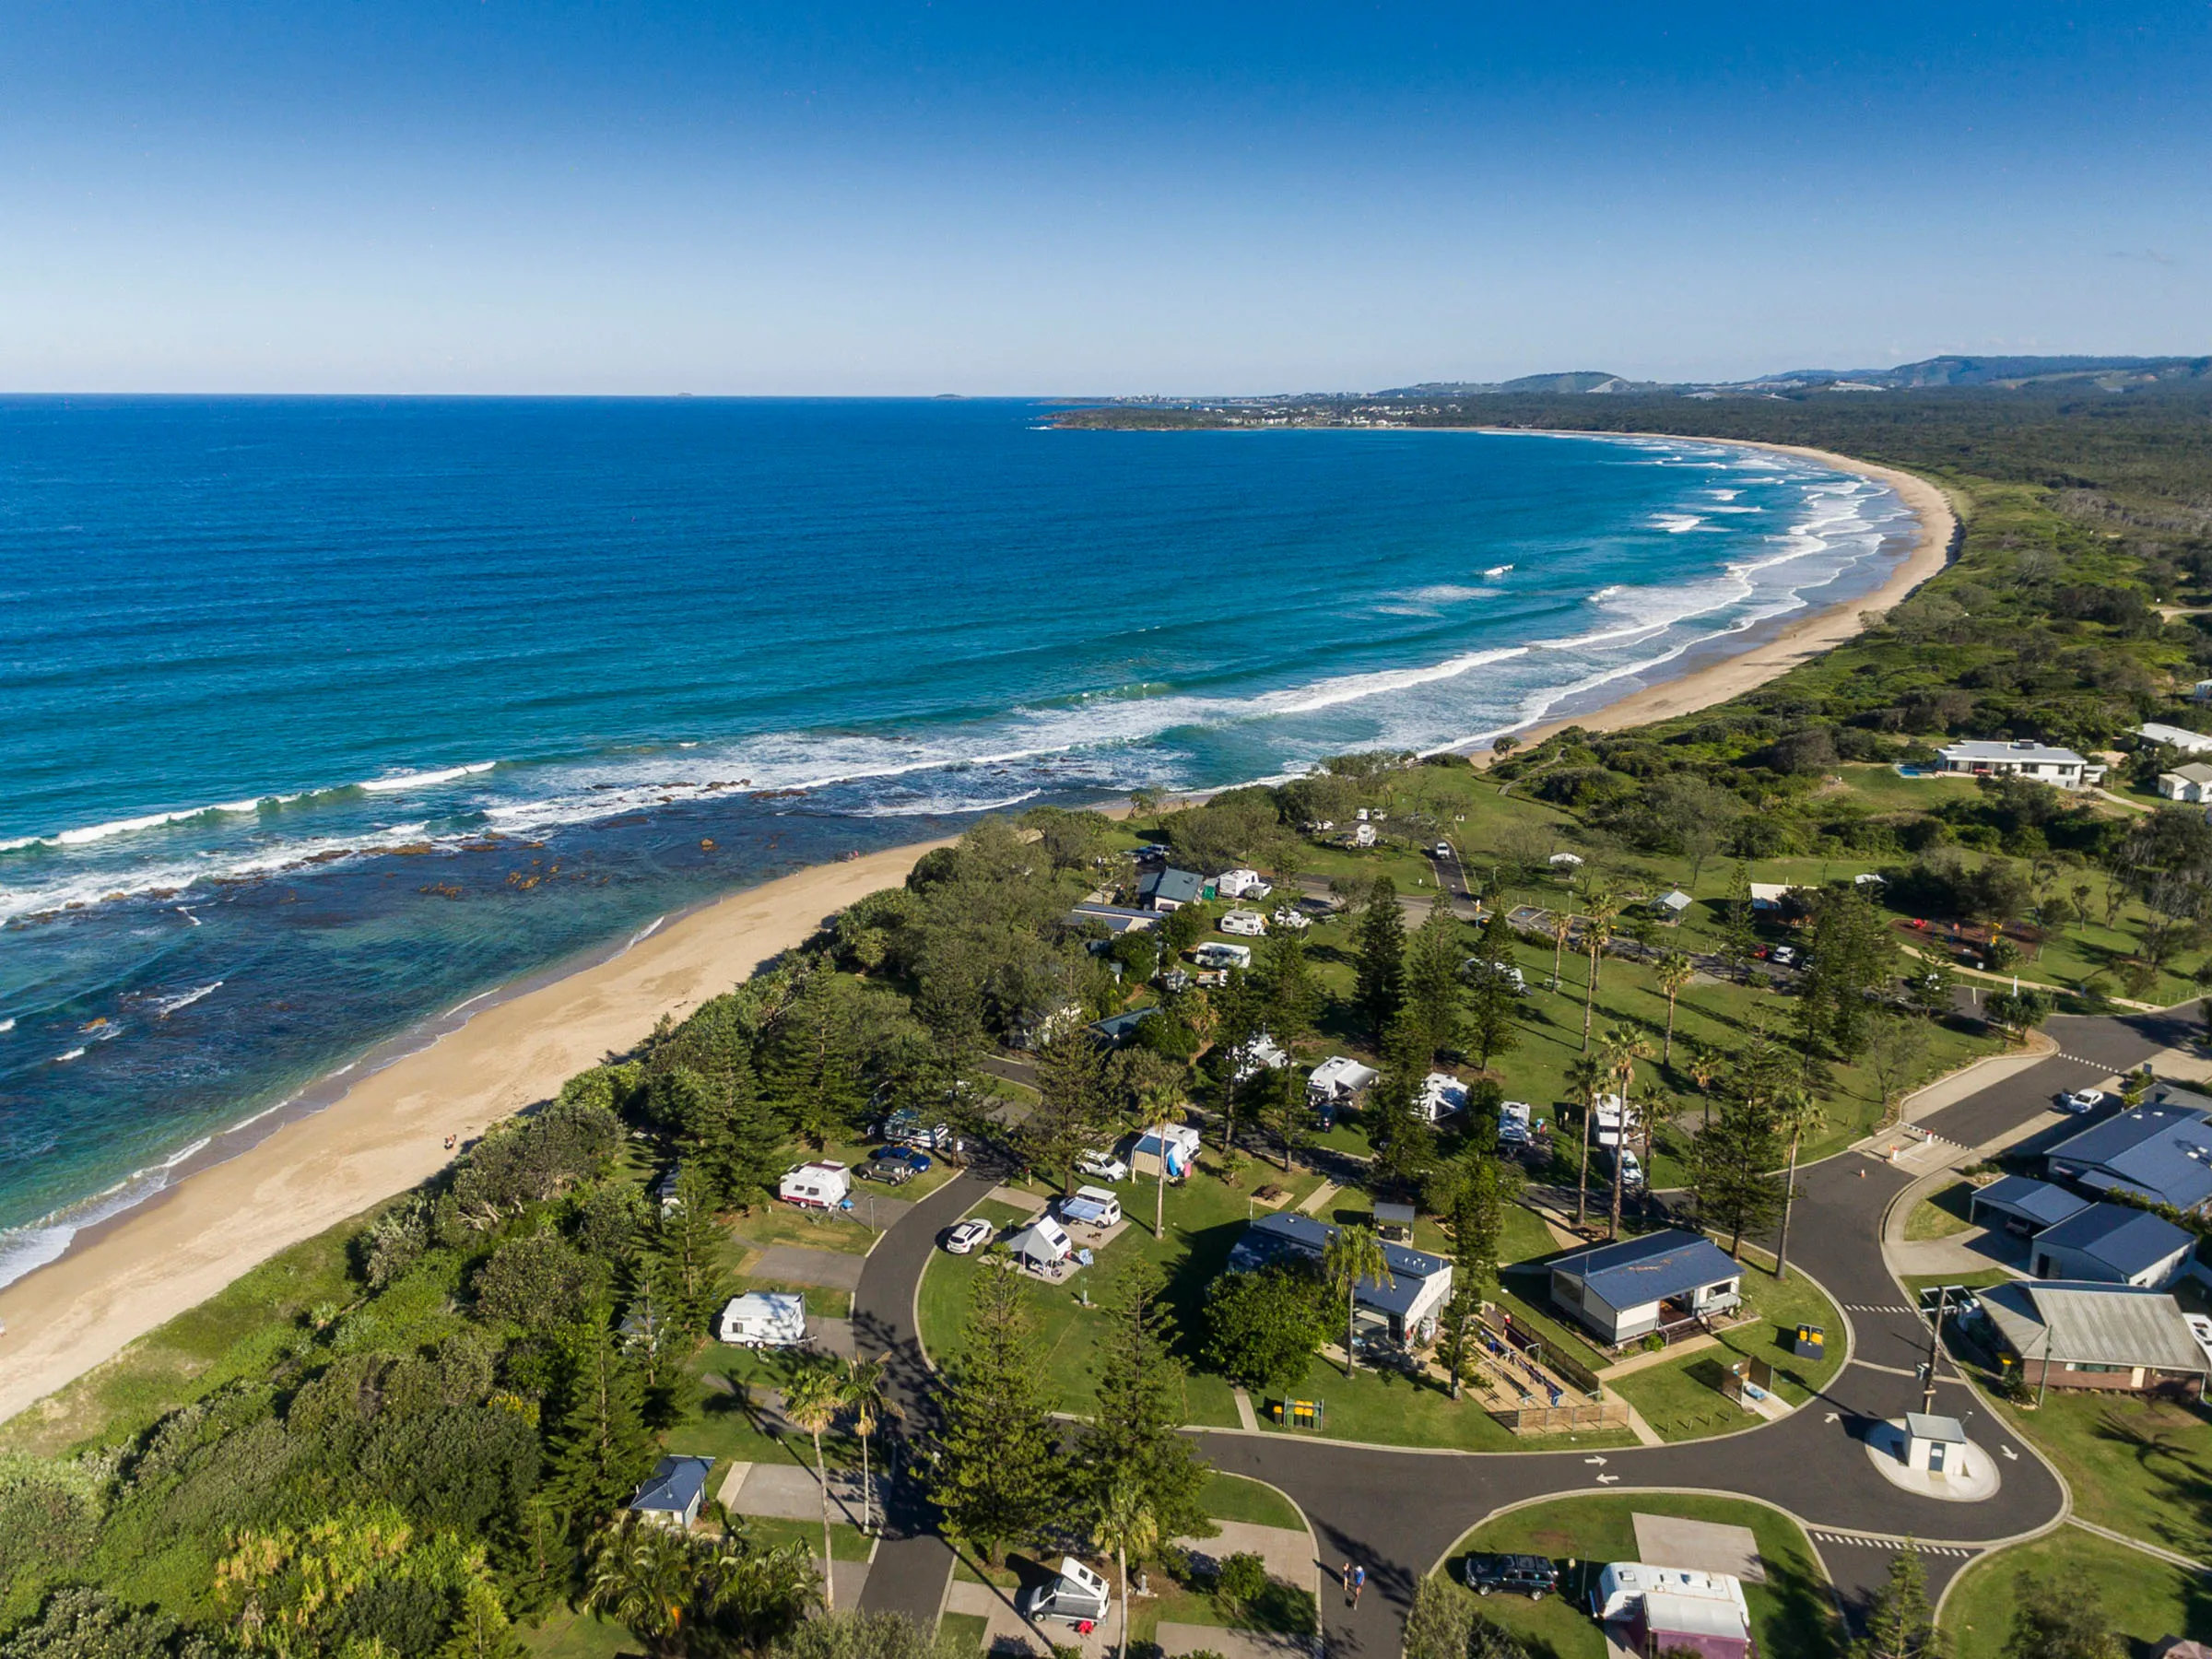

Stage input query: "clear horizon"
[{"left": 4, "top": 2, "right": 2206, "bottom": 394}]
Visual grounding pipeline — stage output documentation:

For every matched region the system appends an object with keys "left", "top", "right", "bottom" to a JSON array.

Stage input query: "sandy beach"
[
  {"left": 0, "top": 841, "right": 948, "bottom": 1427},
  {"left": 1471, "top": 435, "right": 1959, "bottom": 753},
  {"left": 0, "top": 439, "right": 1956, "bottom": 1428}
]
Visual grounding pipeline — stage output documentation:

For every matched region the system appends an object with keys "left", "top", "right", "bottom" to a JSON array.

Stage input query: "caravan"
[
  {"left": 777, "top": 1161, "right": 852, "bottom": 1209},
  {"left": 717, "top": 1291, "right": 807, "bottom": 1348},
  {"left": 1218, "top": 909, "right": 1268, "bottom": 936},
  {"left": 1191, "top": 942, "right": 1253, "bottom": 970}
]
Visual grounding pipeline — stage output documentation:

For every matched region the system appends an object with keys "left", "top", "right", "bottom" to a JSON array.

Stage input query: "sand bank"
[
  {"left": 0, "top": 841, "right": 947, "bottom": 1427},
  {"left": 1469, "top": 435, "right": 1959, "bottom": 753}
]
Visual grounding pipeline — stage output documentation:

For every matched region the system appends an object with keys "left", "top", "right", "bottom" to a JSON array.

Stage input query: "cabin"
[
  {"left": 2138, "top": 722, "right": 2212, "bottom": 755},
  {"left": 2029, "top": 1204, "right": 2195, "bottom": 1289},
  {"left": 1138, "top": 866, "right": 1205, "bottom": 912},
  {"left": 1653, "top": 889, "right": 1693, "bottom": 921},
  {"left": 1227, "top": 1210, "right": 1454, "bottom": 1343},
  {"left": 2046, "top": 1092, "right": 2212, "bottom": 1214},
  {"left": 629, "top": 1455, "right": 716, "bottom": 1530},
  {"left": 2160, "top": 763, "right": 2212, "bottom": 803},
  {"left": 1088, "top": 1006, "right": 1160, "bottom": 1048},
  {"left": 1979, "top": 1280, "right": 2209, "bottom": 1399},
  {"left": 1933, "top": 738, "right": 2104, "bottom": 789},
  {"left": 1549, "top": 1230, "right": 1743, "bottom": 1346},
  {"left": 1065, "top": 901, "right": 1159, "bottom": 935}
]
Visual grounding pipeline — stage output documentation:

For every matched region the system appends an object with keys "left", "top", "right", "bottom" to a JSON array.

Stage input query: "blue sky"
[{"left": 1, "top": 3, "right": 2204, "bottom": 392}]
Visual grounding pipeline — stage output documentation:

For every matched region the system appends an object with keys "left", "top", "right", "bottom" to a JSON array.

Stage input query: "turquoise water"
[{"left": 0, "top": 397, "right": 1914, "bottom": 1277}]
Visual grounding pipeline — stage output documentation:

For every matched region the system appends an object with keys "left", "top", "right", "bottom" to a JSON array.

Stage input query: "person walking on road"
[
  {"left": 1341, "top": 1561, "right": 1356, "bottom": 1606},
  {"left": 1351, "top": 1563, "right": 1367, "bottom": 1607}
]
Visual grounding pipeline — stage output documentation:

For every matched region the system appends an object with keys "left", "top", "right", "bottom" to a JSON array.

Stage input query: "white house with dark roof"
[
  {"left": 2159, "top": 762, "right": 2212, "bottom": 804},
  {"left": 2029, "top": 1204, "right": 2195, "bottom": 1289},
  {"left": 629, "top": 1454, "right": 715, "bottom": 1529},
  {"left": 1934, "top": 739, "right": 2104, "bottom": 789},
  {"left": 1547, "top": 1229, "right": 1743, "bottom": 1346},
  {"left": 2045, "top": 1090, "right": 2212, "bottom": 1215},
  {"left": 1228, "top": 1210, "right": 1453, "bottom": 1343}
]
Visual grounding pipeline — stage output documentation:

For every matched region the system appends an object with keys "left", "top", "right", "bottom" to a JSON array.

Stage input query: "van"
[
  {"left": 1060, "top": 1185, "right": 1123, "bottom": 1229},
  {"left": 718, "top": 1291, "right": 806, "bottom": 1348}
]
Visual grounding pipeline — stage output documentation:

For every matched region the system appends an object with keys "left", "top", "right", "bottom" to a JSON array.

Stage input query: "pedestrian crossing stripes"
[
  {"left": 1843, "top": 1303, "right": 1915, "bottom": 1315},
  {"left": 1810, "top": 1531, "right": 1975, "bottom": 1559},
  {"left": 2055, "top": 1053, "right": 2114, "bottom": 1070}
]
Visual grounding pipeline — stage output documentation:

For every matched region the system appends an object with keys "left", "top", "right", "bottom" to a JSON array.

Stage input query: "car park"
[
  {"left": 2057, "top": 1088, "right": 2109, "bottom": 1114},
  {"left": 1463, "top": 1552, "right": 1559, "bottom": 1600},
  {"left": 1077, "top": 1149, "right": 1129, "bottom": 1182},
  {"left": 941, "top": 1218, "right": 993, "bottom": 1254}
]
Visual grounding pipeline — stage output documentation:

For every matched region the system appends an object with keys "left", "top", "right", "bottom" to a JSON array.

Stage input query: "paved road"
[{"left": 848, "top": 1008, "right": 2188, "bottom": 1650}]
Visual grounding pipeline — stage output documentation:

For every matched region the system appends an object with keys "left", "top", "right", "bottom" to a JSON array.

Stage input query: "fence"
[
  {"left": 1490, "top": 1398, "right": 1632, "bottom": 1436},
  {"left": 1479, "top": 1307, "right": 1609, "bottom": 1398}
]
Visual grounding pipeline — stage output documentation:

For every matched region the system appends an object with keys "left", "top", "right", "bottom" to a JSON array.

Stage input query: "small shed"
[
  {"left": 1653, "top": 889, "right": 1693, "bottom": 919},
  {"left": 1748, "top": 882, "right": 1795, "bottom": 912},
  {"left": 629, "top": 1454, "right": 716, "bottom": 1529},
  {"left": 1901, "top": 1412, "right": 1968, "bottom": 1473}
]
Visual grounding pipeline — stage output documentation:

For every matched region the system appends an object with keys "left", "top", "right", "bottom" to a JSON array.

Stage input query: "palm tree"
[
  {"left": 1324, "top": 1222, "right": 1389, "bottom": 1377},
  {"left": 1598, "top": 1026, "right": 1653, "bottom": 1240},
  {"left": 1090, "top": 1477, "right": 1159, "bottom": 1659},
  {"left": 1655, "top": 951, "right": 1694, "bottom": 1065},
  {"left": 1578, "top": 887, "right": 1619, "bottom": 1052},
  {"left": 696, "top": 1519, "right": 819, "bottom": 1651},
  {"left": 841, "top": 1354, "right": 895, "bottom": 1537},
  {"left": 1549, "top": 910, "right": 1572, "bottom": 992},
  {"left": 780, "top": 1365, "right": 845, "bottom": 1608},
  {"left": 1632, "top": 1080, "right": 1668, "bottom": 1221},
  {"left": 1770, "top": 1085, "right": 1826, "bottom": 1283},
  {"left": 1565, "top": 1053, "right": 1608, "bottom": 1229},
  {"left": 586, "top": 1516, "right": 699, "bottom": 1658}
]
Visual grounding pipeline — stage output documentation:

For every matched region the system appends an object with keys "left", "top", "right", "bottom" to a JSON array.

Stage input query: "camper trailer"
[
  {"left": 777, "top": 1161, "right": 852, "bottom": 1209},
  {"left": 717, "top": 1291, "right": 807, "bottom": 1348},
  {"left": 1219, "top": 909, "right": 1268, "bottom": 936},
  {"left": 1132, "top": 1124, "right": 1201, "bottom": 1181},
  {"left": 1192, "top": 942, "right": 1253, "bottom": 970}
]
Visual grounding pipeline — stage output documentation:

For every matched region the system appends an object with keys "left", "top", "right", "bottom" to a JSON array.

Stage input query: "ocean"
[{"left": 0, "top": 396, "right": 1917, "bottom": 1282}]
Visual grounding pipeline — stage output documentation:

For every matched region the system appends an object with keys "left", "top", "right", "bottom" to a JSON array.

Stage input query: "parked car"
[
  {"left": 1434, "top": 842, "right": 1453, "bottom": 859},
  {"left": 1019, "top": 1559, "right": 1112, "bottom": 1630},
  {"left": 2057, "top": 1088, "right": 2109, "bottom": 1114},
  {"left": 1077, "top": 1149, "right": 1129, "bottom": 1182},
  {"left": 1769, "top": 944, "right": 1800, "bottom": 968},
  {"left": 1605, "top": 1146, "right": 1645, "bottom": 1190},
  {"left": 1463, "top": 1553, "right": 1559, "bottom": 1600},
  {"left": 1271, "top": 905, "right": 1311, "bottom": 931},
  {"left": 860, "top": 1147, "right": 932, "bottom": 1184},
  {"left": 941, "top": 1218, "right": 993, "bottom": 1254}
]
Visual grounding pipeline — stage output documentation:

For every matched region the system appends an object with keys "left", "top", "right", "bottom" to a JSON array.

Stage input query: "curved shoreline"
[{"left": 0, "top": 436, "right": 1956, "bottom": 1427}]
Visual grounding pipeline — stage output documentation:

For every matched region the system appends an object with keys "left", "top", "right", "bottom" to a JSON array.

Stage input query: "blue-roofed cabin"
[
  {"left": 1138, "top": 867, "right": 1205, "bottom": 912},
  {"left": 629, "top": 1454, "right": 715, "bottom": 1529},
  {"left": 2030, "top": 1203, "right": 2196, "bottom": 1290},
  {"left": 2046, "top": 1090, "right": 2212, "bottom": 1215},
  {"left": 1227, "top": 1210, "right": 1454, "bottom": 1344},
  {"left": 1968, "top": 1175, "right": 2091, "bottom": 1237},
  {"left": 1548, "top": 1230, "right": 1743, "bottom": 1346}
]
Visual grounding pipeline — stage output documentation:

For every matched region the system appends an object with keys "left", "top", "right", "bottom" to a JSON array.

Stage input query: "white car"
[
  {"left": 2057, "top": 1088, "right": 2109, "bottom": 1114},
  {"left": 1271, "top": 905, "right": 1311, "bottom": 931},
  {"left": 1435, "top": 842, "right": 1453, "bottom": 859},
  {"left": 941, "top": 1218, "right": 993, "bottom": 1254},
  {"left": 1769, "top": 944, "right": 1800, "bottom": 968},
  {"left": 1077, "top": 1149, "right": 1129, "bottom": 1182}
]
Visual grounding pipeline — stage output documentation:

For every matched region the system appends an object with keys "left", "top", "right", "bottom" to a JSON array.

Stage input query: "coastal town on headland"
[{"left": 9, "top": 375, "right": 2212, "bottom": 1659}]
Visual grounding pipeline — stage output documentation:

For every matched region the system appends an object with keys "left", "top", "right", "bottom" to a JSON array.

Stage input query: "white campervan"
[
  {"left": 1219, "top": 909, "right": 1268, "bottom": 936},
  {"left": 777, "top": 1160, "right": 852, "bottom": 1209},
  {"left": 1192, "top": 942, "right": 1253, "bottom": 970},
  {"left": 1059, "top": 1185, "right": 1123, "bottom": 1229},
  {"left": 718, "top": 1291, "right": 807, "bottom": 1348}
]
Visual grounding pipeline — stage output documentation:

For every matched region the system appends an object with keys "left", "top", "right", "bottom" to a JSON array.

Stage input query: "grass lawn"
[
  {"left": 1980, "top": 1387, "right": 2212, "bottom": 1560},
  {"left": 1606, "top": 1253, "right": 1847, "bottom": 1441},
  {"left": 937, "top": 1612, "right": 989, "bottom": 1651},
  {"left": 1941, "top": 1527, "right": 2212, "bottom": 1658},
  {"left": 1900, "top": 1268, "right": 2017, "bottom": 1297},
  {"left": 741, "top": 1514, "right": 876, "bottom": 1563},
  {"left": 726, "top": 1201, "right": 879, "bottom": 1255},
  {"left": 917, "top": 1176, "right": 1311, "bottom": 1428},
  {"left": 520, "top": 1608, "right": 640, "bottom": 1659},
  {"left": 1906, "top": 1181, "right": 1977, "bottom": 1241},
  {"left": 1250, "top": 1346, "right": 1640, "bottom": 1453},
  {"left": 1433, "top": 1492, "right": 1840, "bottom": 1659},
  {"left": 1201, "top": 1473, "right": 1307, "bottom": 1532}
]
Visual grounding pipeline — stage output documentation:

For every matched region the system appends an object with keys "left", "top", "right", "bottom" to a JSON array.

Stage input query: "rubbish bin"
[{"left": 1792, "top": 1323, "right": 1826, "bottom": 1361}]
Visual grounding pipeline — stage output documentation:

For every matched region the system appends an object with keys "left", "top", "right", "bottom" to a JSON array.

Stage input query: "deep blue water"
[{"left": 0, "top": 397, "right": 1915, "bottom": 1278}]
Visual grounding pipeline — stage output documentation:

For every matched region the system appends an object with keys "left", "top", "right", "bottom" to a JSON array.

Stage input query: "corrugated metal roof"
[
  {"left": 1971, "top": 1175, "right": 2091, "bottom": 1230},
  {"left": 1552, "top": 1230, "right": 1741, "bottom": 1308},
  {"left": 2037, "top": 1204, "right": 2196, "bottom": 1277},
  {"left": 1982, "top": 1280, "right": 2208, "bottom": 1374},
  {"left": 2049, "top": 1102, "right": 2212, "bottom": 1212}
]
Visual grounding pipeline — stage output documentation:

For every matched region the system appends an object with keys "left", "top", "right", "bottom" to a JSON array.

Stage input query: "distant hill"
[{"left": 1378, "top": 355, "right": 2212, "bottom": 398}]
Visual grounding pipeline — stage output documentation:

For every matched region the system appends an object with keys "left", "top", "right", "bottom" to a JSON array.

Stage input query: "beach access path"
[{"left": 0, "top": 840, "right": 951, "bottom": 1427}]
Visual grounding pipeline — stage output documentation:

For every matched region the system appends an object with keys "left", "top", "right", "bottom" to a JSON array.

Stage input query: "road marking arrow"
[
  {"left": 1583, "top": 1456, "right": 1608, "bottom": 1465},
  {"left": 1825, "top": 1412, "right": 1841, "bottom": 1424},
  {"left": 2000, "top": 1446, "right": 2018, "bottom": 1461},
  {"left": 1594, "top": 1474, "right": 1621, "bottom": 1485}
]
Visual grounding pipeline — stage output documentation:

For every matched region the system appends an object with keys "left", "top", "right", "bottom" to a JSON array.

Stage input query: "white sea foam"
[
  {"left": 358, "top": 761, "right": 498, "bottom": 794},
  {"left": 0, "top": 1018, "right": 14, "bottom": 1033},
  {"left": 0, "top": 1135, "right": 218, "bottom": 1289},
  {"left": 154, "top": 982, "right": 224, "bottom": 1017},
  {"left": 53, "top": 1047, "right": 85, "bottom": 1063}
]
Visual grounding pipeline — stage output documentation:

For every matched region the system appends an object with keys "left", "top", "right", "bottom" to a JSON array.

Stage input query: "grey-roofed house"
[
  {"left": 2045, "top": 1092, "right": 2212, "bottom": 1214},
  {"left": 1065, "top": 901, "right": 1160, "bottom": 935},
  {"left": 1227, "top": 1210, "right": 1454, "bottom": 1343},
  {"left": 1088, "top": 1006, "right": 1160, "bottom": 1047},
  {"left": 1934, "top": 738, "right": 2104, "bottom": 789},
  {"left": 1138, "top": 866, "right": 1205, "bottom": 912},
  {"left": 2158, "top": 762, "right": 2212, "bottom": 805},
  {"left": 1979, "top": 1280, "right": 2208, "bottom": 1399},
  {"left": 2030, "top": 1203, "right": 2196, "bottom": 1289},
  {"left": 1968, "top": 1175, "right": 2092, "bottom": 1236},
  {"left": 1547, "top": 1229, "right": 1743, "bottom": 1346},
  {"left": 629, "top": 1454, "right": 715, "bottom": 1529}
]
